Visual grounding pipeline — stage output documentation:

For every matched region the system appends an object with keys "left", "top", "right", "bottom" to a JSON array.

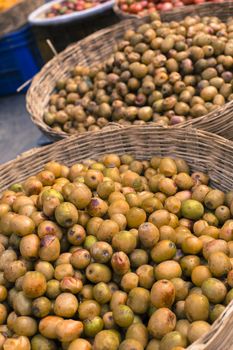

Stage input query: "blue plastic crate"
[{"left": 0, "top": 25, "right": 43, "bottom": 96}]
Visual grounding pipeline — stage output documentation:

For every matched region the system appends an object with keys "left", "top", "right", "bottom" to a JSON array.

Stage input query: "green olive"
[
  {"left": 78, "top": 299, "right": 101, "bottom": 320},
  {"left": 86, "top": 263, "right": 112, "bottom": 283},
  {"left": 54, "top": 293, "right": 78, "bottom": 317},
  {"left": 22, "top": 272, "right": 47, "bottom": 298},
  {"left": 208, "top": 252, "right": 231, "bottom": 277},
  {"left": 90, "top": 241, "right": 113, "bottom": 264},
  {"left": 155, "top": 260, "right": 182, "bottom": 280},
  {"left": 126, "top": 323, "right": 148, "bottom": 348},
  {"left": 119, "top": 339, "right": 143, "bottom": 350},
  {"left": 32, "top": 297, "right": 51, "bottom": 318},
  {"left": 112, "top": 231, "right": 137, "bottom": 254},
  {"left": 127, "top": 287, "right": 150, "bottom": 314},
  {"left": 191, "top": 265, "right": 212, "bottom": 287},
  {"left": 111, "top": 252, "right": 130, "bottom": 275},
  {"left": 151, "top": 280, "right": 175, "bottom": 308},
  {"left": 68, "top": 338, "right": 92, "bottom": 350},
  {"left": 151, "top": 240, "right": 176, "bottom": 263},
  {"left": 55, "top": 202, "right": 79, "bottom": 227},
  {"left": 31, "top": 334, "right": 57, "bottom": 350},
  {"left": 14, "top": 316, "right": 37, "bottom": 337},
  {"left": 113, "top": 304, "right": 134, "bottom": 328},
  {"left": 84, "top": 316, "right": 104, "bottom": 337},
  {"left": 187, "top": 321, "right": 211, "bottom": 344},
  {"left": 13, "top": 291, "right": 32, "bottom": 316},
  {"left": 184, "top": 294, "right": 209, "bottom": 322},
  {"left": 148, "top": 308, "right": 176, "bottom": 339},
  {"left": 138, "top": 222, "right": 160, "bottom": 247},
  {"left": 93, "top": 330, "right": 120, "bottom": 350},
  {"left": 181, "top": 200, "right": 204, "bottom": 220},
  {"left": 180, "top": 255, "right": 200, "bottom": 277},
  {"left": 46, "top": 279, "right": 61, "bottom": 299},
  {"left": 202, "top": 278, "right": 227, "bottom": 304},
  {"left": 121, "top": 272, "right": 139, "bottom": 292},
  {"left": 209, "top": 304, "right": 226, "bottom": 323},
  {"left": 160, "top": 331, "right": 187, "bottom": 350},
  {"left": 136, "top": 265, "right": 154, "bottom": 289},
  {"left": 93, "top": 282, "right": 111, "bottom": 304},
  {"left": 171, "top": 278, "right": 189, "bottom": 302}
]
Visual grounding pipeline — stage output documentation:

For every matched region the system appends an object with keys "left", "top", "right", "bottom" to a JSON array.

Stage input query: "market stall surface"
[{"left": 0, "top": 94, "right": 50, "bottom": 164}]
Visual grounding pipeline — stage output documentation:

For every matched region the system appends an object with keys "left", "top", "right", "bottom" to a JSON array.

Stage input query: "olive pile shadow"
[
  {"left": 1, "top": 155, "right": 233, "bottom": 349},
  {"left": 44, "top": 13, "right": 233, "bottom": 134}
]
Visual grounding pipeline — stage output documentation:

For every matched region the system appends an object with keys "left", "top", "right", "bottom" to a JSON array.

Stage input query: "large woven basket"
[
  {"left": 26, "top": 0, "right": 233, "bottom": 141},
  {"left": 0, "top": 0, "right": 44, "bottom": 37},
  {"left": 113, "top": 0, "right": 225, "bottom": 20},
  {"left": 1, "top": 125, "right": 233, "bottom": 349}
]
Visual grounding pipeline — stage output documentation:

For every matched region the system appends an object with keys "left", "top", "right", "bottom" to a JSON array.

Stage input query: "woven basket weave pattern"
[
  {"left": 1, "top": 125, "right": 233, "bottom": 349},
  {"left": 2, "top": 125, "right": 233, "bottom": 191}
]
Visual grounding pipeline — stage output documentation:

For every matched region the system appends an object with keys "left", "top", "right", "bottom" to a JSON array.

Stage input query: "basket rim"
[
  {"left": 0, "top": 124, "right": 231, "bottom": 169},
  {"left": 26, "top": 0, "right": 233, "bottom": 140},
  {"left": 28, "top": 0, "right": 114, "bottom": 26},
  {"left": 112, "top": 0, "right": 221, "bottom": 19}
]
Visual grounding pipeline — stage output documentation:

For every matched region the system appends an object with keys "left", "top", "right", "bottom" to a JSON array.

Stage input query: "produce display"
[
  {"left": 44, "top": 12, "right": 233, "bottom": 135},
  {"left": 0, "top": 0, "right": 20, "bottom": 12},
  {"left": 117, "top": 0, "right": 224, "bottom": 17},
  {"left": 46, "top": 0, "right": 111, "bottom": 17},
  {"left": 1, "top": 154, "right": 233, "bottom": 349}
]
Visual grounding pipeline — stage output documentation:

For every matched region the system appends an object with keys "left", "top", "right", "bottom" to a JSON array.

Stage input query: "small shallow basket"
[
  {"left": 2, "top": 125, "right": 233, "bottom": 348},
  {"left": 27, "top": 0, "right": 233, "bottom": 142},
  {"left": 0, "top": 0, "right": 44, "bottom": 37},
  {"left": 28, "top": 0, "right": 115, "bottom": 26}
]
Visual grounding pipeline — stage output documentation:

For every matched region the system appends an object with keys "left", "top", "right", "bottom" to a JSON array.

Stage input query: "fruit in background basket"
[
  {"left": 44, "top": 12, "right": 233, "bottom": 134},
  {"left": 118, "top": 0, "right": 224, "bottom": 16},
  {"left": 46, "top": 0, "right": 108, "bottom": 17},
  {"left": 1, "top": 154, "right": 233, "bottom": 348}
]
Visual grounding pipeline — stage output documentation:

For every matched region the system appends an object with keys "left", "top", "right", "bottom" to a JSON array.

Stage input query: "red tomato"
[
  {"left": 140, "top": 1, "right": 148, "bottom": 8},
  {"left": 148, "top": 2, "right": 155, "bottom": 8},
  {"left": 159, "top": 2, "right": 173, "bottom": 10},
  {"left": 148, "top": 6, "right": 156, "bottom": 12},
  {"left": 121, "top": 3, "right": 129, "bottom": 10},
  {"left": 76, "top": 4, "right": 84, "bottom": 10},
  {"left": 130, "top": 2, "right": 142, "bottom": 12},
  {"left": 173, "top": 1, "right": 184, "bottom": 6},
  {"left": 156, "top": 3, "right": 162, "bottom": 9}
]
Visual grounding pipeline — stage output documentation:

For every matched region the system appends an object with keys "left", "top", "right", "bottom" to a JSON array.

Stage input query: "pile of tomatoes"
[
  {"left": 46, "top": 0, "right": 108, "bottom": 17},
  {"left": 117, "top": 0, "right": 225, "bottom": 17}
]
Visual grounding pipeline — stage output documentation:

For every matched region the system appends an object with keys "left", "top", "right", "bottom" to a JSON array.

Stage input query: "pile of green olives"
[
  {"left": 1, "top": 154, "right": 233, "bottom": 350},
  {"left": 44, "top": 12, "right": 233, "bottom": 134}
]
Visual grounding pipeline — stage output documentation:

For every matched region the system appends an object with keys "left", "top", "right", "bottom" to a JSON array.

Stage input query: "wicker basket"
[
  {"left": 1, "top": 125, "right": 233, "bottom": 348},
  {"left": 27, "top": 0, "right": 233, "bottom": 141},
  {"left": 113, "top": 0, "right": 139, "bottom": 19},
  {"left": 113, "top": 0, "right": 225, "bottom": 20},
  {"left": 0, "top": 0, "right": 45, "bottom": 37}
]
